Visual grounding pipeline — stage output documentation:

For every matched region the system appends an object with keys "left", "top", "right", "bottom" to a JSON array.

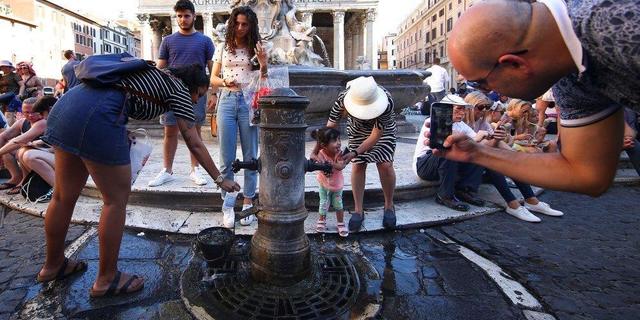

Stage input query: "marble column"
[
  {"left": 332, "top": 10, "right": 345, "bottom": 70},
  {"left": 203, "top": 12, "right": 214, "bottom": 40},
  {"left": 170, "top": 14, "right": 179, "bottom": 34},
  {"left": 365, "top": 9, "right": 376, "bottom": 69},
  {"left": 137, "top": 14, "right": 153, "bottom": 60},
  {"left": 149, "top": 18, "right": 164, "bottom": 61},
  {"left": 300, "top": 11, "right": 313, "bottom": 28}
]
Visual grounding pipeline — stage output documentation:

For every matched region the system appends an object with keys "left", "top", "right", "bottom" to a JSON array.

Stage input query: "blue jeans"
[
  {"left": 484, "top": 170, "right": 535, "bottom": 203},
  {"left": 625, "top": 140, "right": 640, "bottom": 176},
  {"left": 217, "top": 90, "right": 258, "bottom": 199},
  {"left": 415, "top": 151, "right": 484, "bottom": 198}
]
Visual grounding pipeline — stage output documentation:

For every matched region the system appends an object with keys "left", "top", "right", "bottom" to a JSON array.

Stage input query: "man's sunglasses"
[{"left": 466, "top": 50, "right": 528, "bottom": 90}]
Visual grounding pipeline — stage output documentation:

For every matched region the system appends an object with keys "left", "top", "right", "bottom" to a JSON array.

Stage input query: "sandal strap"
[
  {"left": 105, "top": 271, "right": 122, "bottom": 297},
  {"left": 54, "top": 258, "right": 69, "bottom": 280},
  {"left": 120, "top": 275, "right": 139, "bottom": 294}
]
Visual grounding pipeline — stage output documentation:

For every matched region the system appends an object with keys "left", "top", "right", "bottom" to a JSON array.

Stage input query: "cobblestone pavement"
[
  {"left": 3, "top": 186, "right": 639, "bottom": 319},
  {"left": 440, "top": 186, "right": 640, "bottom": 320},
  {"left": 7, "top": 222, "right": 527, "bottom": 319},
  {"left": 0, "top": 211, "right": 88, "bottom": 320}
]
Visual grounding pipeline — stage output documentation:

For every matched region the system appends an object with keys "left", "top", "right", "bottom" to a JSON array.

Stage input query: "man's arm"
[
  {"left": 0, "top": 120, "right": 46, "bottom": 156},
  {"left": 435, "top": 109, "right": 624, "bottom": 196}
]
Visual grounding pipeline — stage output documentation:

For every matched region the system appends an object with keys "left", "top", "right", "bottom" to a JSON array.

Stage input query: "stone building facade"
[
  {"left": 136, "top": 0, "right": 379, "bottom": 70},
  {"left": 394, "top": 0, "right": 475, "bottom": 86}
]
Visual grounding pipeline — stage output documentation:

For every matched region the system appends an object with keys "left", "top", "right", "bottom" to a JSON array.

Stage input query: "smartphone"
[{"left": 429, "top": 103, "right": 454, "bottom": 149}]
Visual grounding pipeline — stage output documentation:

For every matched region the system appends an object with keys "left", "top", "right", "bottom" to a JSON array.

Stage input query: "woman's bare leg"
[
  {"left": 39, "top": 149, "right": 88, "bottom": 277},
  {"left": 83, "top": 158, "right": 143, "bottom": 291}
]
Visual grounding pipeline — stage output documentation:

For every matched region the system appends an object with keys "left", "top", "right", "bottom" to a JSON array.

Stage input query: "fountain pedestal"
[{"left": 248, "top": 88, "right": 312, "bottom": 286}]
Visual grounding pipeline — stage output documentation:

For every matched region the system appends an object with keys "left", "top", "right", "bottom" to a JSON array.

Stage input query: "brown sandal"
[
  {"left": 37, "top": 257, "right": 87, "bottom": 283},
  {"left": 6, "top": 185, "right": 21, "bottom": 195},
  {"left": 89, "top": 271, "right": 144, "bottom": 298}
]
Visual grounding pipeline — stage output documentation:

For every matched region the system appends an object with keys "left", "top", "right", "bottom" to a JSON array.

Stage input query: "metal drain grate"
[{"left": 204, "top": 254, "right": 360, "bottom": 320}]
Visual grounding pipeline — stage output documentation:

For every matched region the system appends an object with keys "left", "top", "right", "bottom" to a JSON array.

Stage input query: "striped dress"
[
  {"left": 119, "top": 68, "right": 195, "bottom": 122},
  {"left": 328, "top": 87, "right": 397, "bottom": 164}
]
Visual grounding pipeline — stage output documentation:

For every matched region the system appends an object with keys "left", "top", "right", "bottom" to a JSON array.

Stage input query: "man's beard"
[{"left": 180, "top": 21, "right": 194, "bottom": 31}]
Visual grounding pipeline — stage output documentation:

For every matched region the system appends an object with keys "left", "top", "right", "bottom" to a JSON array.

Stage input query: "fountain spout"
[{"left": 231, "top": 158, "right": 261, "bottom": 173}]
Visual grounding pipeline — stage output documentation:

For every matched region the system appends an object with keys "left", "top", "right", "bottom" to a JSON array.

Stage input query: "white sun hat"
[
  {"left": 433, "top": 94, "right": 471, "bottom": 108},
  {"left": 0, "top": 60, "right": 14, "bottom": 69},
  {"left": 344, "top": 76, "right": 388, "bottom": 120}
]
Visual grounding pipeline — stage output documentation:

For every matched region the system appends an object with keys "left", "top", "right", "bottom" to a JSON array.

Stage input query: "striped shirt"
[
  {"left": 329, "top": 87, "right": 397, "bottom": 164},
  {"left": 119, "top": 68, "right": 195, "bottom": 122},
  {"left": 159, "top": 32, "right": 214, "bottom": 71}
]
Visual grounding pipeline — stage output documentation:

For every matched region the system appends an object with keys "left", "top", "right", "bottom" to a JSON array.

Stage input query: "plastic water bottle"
[{"left": 223, "top": 191, "right": 238, "bottom": 209}]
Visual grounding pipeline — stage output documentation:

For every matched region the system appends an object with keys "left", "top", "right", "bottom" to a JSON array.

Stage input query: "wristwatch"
[{"left": 214, "top": 175, "right": 224, "bottom": 185}]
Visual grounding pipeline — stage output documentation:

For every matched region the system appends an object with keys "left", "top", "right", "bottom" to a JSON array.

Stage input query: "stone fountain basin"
[{"left": 288, "top": 66, "right": 430, "bottom": 122}]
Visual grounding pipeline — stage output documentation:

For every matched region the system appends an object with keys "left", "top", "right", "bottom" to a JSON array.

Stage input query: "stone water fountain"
[{"left": 180, "top": 2, "right": 429, "bottom": 318}]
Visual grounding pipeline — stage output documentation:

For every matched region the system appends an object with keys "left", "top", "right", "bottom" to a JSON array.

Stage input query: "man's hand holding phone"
[{"left": 423, "top": 117, "right": 480, "bottom": 163}]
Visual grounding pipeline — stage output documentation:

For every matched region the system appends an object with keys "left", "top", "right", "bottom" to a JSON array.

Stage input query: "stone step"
[
  {"left": 0, "top": 183, "right": 536, "bottom": 235},
  {"left": 1, "top": 169, "right": 635, "bottom": 235}
]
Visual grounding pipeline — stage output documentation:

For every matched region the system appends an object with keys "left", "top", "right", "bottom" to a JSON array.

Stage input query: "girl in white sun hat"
[{"left": 313, "top": 76, "right": 397, "bottom": 232}]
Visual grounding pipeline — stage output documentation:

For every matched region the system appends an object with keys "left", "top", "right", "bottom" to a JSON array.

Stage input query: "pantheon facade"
[{"left": 137, "top": 0, "right": 378, "bottom": 70}]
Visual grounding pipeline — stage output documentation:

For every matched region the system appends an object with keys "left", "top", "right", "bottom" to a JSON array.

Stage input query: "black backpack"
[{"left": 21, "top": 171, "right": 52, "bottom": 202}]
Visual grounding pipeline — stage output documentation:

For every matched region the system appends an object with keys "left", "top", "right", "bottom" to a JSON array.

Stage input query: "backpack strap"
[{"left": 117, "top": 85, "right": 167, "bottom": 107}]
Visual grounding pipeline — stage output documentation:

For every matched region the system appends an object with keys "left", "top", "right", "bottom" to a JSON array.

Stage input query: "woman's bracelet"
[{"left": 352, "top": 150, "right": 359, "bottom": 157}]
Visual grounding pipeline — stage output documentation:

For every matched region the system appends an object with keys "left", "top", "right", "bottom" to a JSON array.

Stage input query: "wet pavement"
[
  {"left": 0, "top": 186, "right": 638, "bottom": 319},
  {"left": 441, "top": 186, "right": 640, "bottom": 320}
]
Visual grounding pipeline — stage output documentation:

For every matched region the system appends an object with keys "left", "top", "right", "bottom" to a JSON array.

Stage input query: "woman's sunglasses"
[{"left": 475, "top": 104, "right": 491, "bottom": 111}]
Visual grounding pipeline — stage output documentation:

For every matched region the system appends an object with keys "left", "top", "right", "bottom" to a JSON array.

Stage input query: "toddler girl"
[{"left": 311, "top": 128, "right": 348, "bottom": 237}]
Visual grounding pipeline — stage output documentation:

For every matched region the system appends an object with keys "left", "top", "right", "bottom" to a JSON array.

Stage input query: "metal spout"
[
  {"left": 304, "top": 159, "right": 332, "bottom": 175},
  {"left": 232, "top": 158, "right": 261, "bottom": 173}
]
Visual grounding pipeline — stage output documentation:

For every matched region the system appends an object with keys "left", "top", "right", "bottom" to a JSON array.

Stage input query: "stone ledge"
[{"left": 0, "top": 183, "right": 545, "bottom": 235}]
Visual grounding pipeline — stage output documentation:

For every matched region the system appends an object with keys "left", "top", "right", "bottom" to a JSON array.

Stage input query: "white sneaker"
[
  {"left": 222, "top": 206, "right": 235, "bottom": 229},
  {"left": 190, "top": 166, "right": 208, "bottom": 186},
  {"left": 148, "top": 168, "right": 175, "bottom": 187},
  {"left": 505, "top": 205, "right": 541, "bottom": 223},
  {"left": 240, "top": 204, "right": 255, "bottom": 226},
  {"left": 525, "top": 201, "right": 564, "bottom": 217}
]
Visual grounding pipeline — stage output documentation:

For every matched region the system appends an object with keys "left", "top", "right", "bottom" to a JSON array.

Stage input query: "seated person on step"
[
  {"left": 16, "top": 96, "right": 57, "bottom": 198},
  {"left": 413, "top": 95, "right": 486, "bottom": 212},
  {"left": 0, "top": 97, "right": 49, "bottom": 194}
]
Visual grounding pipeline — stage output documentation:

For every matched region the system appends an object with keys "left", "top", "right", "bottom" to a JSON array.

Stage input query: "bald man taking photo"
[{"left": 429, "top": 0, "right": 639, "bottom": 196}]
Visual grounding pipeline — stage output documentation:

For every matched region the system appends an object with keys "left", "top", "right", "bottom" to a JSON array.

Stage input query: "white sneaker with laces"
[
  {"left": 190, "top": 166, "right": 208, "bottom": 186},
  {"left": 240, "top": 203, "right": 255, "bottom": 226},
  {"left": 505, "top": 205, "right": 541, "bottom": 223},
  {"left": 525, "top": 201, "right": 564, "bottom": 217},
  {"left": 148, "top": 168, "right": 175, "bottom": 187},
  {"left": 222, "top": 206, "right": 235, "bottom": 229}
]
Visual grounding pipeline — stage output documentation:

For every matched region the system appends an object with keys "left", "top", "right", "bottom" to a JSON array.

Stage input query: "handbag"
[
  {"left": 129, "top": 129, "right": 153, "bottom": 185},
  {"left": 20, "top": 171, "right": 52, "bottom": 203}
]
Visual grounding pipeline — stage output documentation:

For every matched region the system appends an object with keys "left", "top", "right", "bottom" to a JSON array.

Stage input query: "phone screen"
[{"left": 429, "top": 103, "right": 454, "bottom": 149}]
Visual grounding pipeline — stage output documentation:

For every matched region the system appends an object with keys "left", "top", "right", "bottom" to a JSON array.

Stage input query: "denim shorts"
[
  {"left": 159, "top": 94, "right": 206, "bottom": 126},
  {"left": 43, "top": 83, "right": 130, "bottom": 165}
]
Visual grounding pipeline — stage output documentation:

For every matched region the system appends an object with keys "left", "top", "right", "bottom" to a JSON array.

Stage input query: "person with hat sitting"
[
  {"left": 0, "top": 60, "right": 21, "bottom": 126},
  {"left": 314, "top": 76, "right": 397, "bottom": 232},
  {"left": 413, "top": 95, "right": 488, "bottom": 211}
]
